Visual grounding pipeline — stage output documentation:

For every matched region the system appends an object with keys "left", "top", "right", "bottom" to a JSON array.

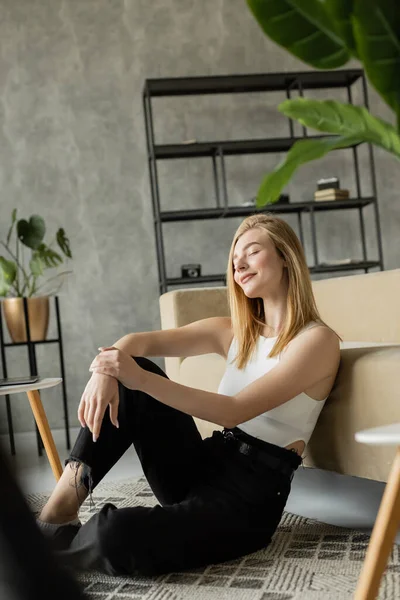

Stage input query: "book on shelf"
[{"left": 314, "top": 188, "right": 350, "bottom": 202}]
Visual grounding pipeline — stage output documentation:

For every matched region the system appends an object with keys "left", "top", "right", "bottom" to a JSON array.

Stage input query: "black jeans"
[{"left": 59, "top": 357, "right": 302, "bottom": 577}]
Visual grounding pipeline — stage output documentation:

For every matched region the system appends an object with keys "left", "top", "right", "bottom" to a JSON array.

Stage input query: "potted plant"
[
  {"left": 246, "top": 0, "right": 400, "bottom": 206},
  {"left": 0, "top": 210, "right": 73, "bottom": 343}
]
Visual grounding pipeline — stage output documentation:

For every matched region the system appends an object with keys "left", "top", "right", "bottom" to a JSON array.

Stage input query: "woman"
[{"left": 38, "top": 214, "right": 341, "bottom": 576}]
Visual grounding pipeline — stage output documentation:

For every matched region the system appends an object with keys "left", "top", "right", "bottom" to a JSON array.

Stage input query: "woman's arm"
[
  {"left": 90, "top": 315, "right": 234, "bottom": 431},
  {"left": 138, "top": 370, "right": 233, "bottom": 428},
  {"left": 111, "top": 317, "right": 232, "bottom": 358},
  {"left": 89, "top": 348, "right": 234, "bottom": 429}
]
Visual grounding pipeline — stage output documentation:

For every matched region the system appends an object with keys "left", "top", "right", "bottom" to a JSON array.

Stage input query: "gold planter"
[{"left": 2, "top": 297, "right": 50, "bottom": 343}]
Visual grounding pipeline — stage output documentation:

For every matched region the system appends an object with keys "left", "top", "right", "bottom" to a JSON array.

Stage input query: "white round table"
[
  {"left": 354, "top": 423, "right": 400, "bottom": 600},
  {"left": 0, "top": 378, "right": 63, "bottom": 480}
]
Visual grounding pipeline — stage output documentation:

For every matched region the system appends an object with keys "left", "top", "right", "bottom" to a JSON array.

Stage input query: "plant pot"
[{"left": 2, "top": 297, "right": 50, "bottom": 343}]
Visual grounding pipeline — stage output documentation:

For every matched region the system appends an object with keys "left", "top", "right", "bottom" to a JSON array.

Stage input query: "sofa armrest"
[
  {"left": 159, "top": 287, "right": 229, "bottom": 382},
  {"left": 305, "top": 344, "right": 400, "bottom": 482}
]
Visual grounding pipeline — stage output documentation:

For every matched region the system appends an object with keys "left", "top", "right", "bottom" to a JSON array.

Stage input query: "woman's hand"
[
  {"left": 78, "top": 372, "right": 120, "bottom": 442},
  {"left": 89, "top": 346, "right": 145, "bottom": 390}
]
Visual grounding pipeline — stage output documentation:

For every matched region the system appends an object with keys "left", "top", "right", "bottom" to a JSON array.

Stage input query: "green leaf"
[
  {"left": 324, "top": 0, "right": 358, "bottom": 57},
  {"left": 353, "top": 0, "right": 400, "bottom": 122},
  {"left": 17, "top": 215, "right": 46, "bottom": 250},
  {"left": 32, "top": 244, "right": 63, "bottom": 270},
  {"left": 247, "top": 0, "right": 350, "bottom": 69},
  {"left": 256, "top": 135, "right": 362, "bottom": 206},
  {"left": 29, "top": 255, "right": 44, "bottom": 277},
  {"left": 56, "top": 228, "right": 72, "bottom": 258},
  {"left": 278, "top": 98, "right": 400, "bottom": 157},
  {"left": 0, "top": 256, "right": 17, "bottom": 296}
]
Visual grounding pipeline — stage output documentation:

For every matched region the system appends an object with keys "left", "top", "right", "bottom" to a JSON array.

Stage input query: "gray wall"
[{"left": 0, "top": 0, "right": 399, "bottom": 438}]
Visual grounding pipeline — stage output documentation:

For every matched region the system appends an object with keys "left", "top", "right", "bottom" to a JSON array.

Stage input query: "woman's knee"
[{"left": 131, "top": 356, "right": 168, "bottom": 379}]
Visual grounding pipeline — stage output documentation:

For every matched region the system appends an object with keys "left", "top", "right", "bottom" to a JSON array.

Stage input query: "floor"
[{"left": 1, "top": 427, "right": 143, "bottom": 496}]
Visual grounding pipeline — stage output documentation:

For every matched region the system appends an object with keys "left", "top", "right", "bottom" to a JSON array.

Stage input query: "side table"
[
  {"left": 0, "top": 378, "right": 63, "bottom": 480},
  {"left": 354, "top": 422, "right": 400, "bottom": 599}
]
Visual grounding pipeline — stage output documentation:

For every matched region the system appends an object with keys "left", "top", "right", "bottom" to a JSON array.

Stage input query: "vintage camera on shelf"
[{"left": 181, "top": 264, "right": 201, "bottom": 279}]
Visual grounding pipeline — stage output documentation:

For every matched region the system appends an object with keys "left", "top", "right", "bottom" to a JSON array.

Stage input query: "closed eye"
[{"left": 233, "top": 250, "right": 259, "bottom": 271}]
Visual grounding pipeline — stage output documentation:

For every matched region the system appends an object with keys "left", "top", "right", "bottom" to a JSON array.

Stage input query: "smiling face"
[{"left": 233, "top": 227, "right": 286, "bottom": 297}]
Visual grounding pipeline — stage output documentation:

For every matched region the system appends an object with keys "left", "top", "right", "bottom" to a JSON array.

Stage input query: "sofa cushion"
[{"left": 180, "top": 353, "right": 226, "bottom": 393}]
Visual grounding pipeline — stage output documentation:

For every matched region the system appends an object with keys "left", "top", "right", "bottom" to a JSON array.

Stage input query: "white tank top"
[{"left": 217, "top": 321, "right": 328, "bottom": 448}]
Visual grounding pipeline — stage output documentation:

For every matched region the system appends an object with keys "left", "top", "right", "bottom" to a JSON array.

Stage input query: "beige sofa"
[{"left": 159, "top": 269, "right": 400, "bottom": 484}]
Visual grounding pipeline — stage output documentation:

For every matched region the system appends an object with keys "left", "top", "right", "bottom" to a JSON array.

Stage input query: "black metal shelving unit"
[
  {"left": 0, "top": 296, "right": 70, "bottom": 456},
  {"left": 142, "top": 69, "right": 384, "bottom": 295}
]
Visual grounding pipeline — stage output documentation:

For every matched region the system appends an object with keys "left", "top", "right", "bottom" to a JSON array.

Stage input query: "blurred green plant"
[
  {"left": 246, "top": 0, "right": 400, "bottom": 206},
  {"left": 0, "top": 210, "right": 73, "bottom": 298}
]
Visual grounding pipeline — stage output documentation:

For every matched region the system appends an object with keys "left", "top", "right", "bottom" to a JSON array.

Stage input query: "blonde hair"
[{"left": 226, "top": 213, "right": 341, "bottom": 370}]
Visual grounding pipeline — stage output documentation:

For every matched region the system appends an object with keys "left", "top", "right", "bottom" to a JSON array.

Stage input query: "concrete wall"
[{"left": 0, "top": 0, "right": 399, "bottom": 438}]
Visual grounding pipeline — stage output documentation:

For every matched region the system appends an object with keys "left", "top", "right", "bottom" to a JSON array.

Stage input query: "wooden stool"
[
  {"left": 354, "top": 422, "right": 400, "bottom": 599},
  {"left": 0, "top": 378, "right": 63, "bottom": 480}
]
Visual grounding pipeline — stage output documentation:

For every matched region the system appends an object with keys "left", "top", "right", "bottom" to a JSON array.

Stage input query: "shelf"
[
  {"left": 144, "top": 69, "right": 363, "bottom": 97},
  {"left": 167, "top": 274, "right": 227, "bottom": 286},
  {"left": 310, "top": 261, "right": 381, "bottom": 273},
  {"left": 166, "top": 261, "right": 381, "bottom": 286},
  {"left": 154, "top": 135, "right": 361, "bottom": 160},
  {"left": 307, "top": 198, "right": 375, "bottom": 211},
  {"left": 160, "top": 197, "right": 375, "bottom": 222},
  {"left": 3, "top": 339, "right": 59, "bottom": 348},
  {"left": 144, "top": 68, "right": 384, "bottom": 294}
]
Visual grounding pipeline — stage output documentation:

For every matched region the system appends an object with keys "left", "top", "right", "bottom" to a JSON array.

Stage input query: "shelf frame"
[
  {"left": 159, "top": 197, "right": 375, "bottom": 222},
  {"left": 142, "top": 69, "right": 384, "bottom": 295},
  {"left": 144, "top": 69, "right": 363, "bottom": 97},
  {"left": 154, "top": 135, "right": 362, "bottom": 160}
]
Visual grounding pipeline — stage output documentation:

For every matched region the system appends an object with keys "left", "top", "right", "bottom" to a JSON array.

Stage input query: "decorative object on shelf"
[
  {"left": 317, "top": 176, "right": 339, "bottom": 190},
  {"left": 181, "top": 264, "right": 201, "bottom": 279},
  {"left": 242, "top": 194, "right": 290, "bottom": 207},
  {"left": 247, "top": 1, "right": 400, "bottom": 209},
  {"left": 319, "top": 258, "right": 363, "bottom": 267},
  {"left": 314, "top": 188, "right": 350, "bottom": 202},
  {"left": 0, "top": 209, "right": 73, "bottom": 343},
  {"left": 2, "top": 297, "right": 49, "bottom": 343}
]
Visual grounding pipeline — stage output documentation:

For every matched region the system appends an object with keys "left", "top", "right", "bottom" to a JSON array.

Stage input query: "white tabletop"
[
  {"left": 0, "top": 378, "right": 62, "bottom": 396},
  {"left": 355, "top": 423, "right": 400, "bottom": 445}
]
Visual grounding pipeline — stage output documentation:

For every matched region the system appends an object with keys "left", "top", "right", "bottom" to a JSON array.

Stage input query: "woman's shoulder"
[
  {"left": 299, "top": 320, "right": 338, "bottom": 337},
  {"left": 283, "top": 321, "right": 339, "bottom": 355}
]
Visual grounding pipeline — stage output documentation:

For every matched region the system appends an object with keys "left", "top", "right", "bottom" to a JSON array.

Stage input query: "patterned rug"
[{"left": 27, "top": 477, "right": 399, "bottom": 600}]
